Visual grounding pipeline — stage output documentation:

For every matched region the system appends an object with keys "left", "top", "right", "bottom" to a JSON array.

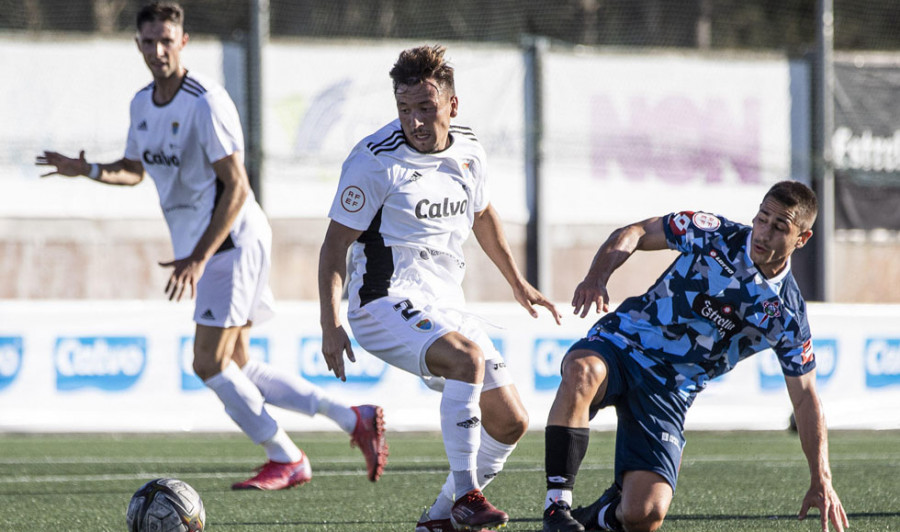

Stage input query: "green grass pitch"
[{"left": 1, "top": 430, "right": 897, "bottom": 531}]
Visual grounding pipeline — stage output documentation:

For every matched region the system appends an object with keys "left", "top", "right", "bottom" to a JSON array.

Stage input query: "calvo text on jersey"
[
  {"left": 415, "top": 197, "right": 468, "bottom": 219},
  {"left": 143, "top": 149, "right": 180, "bottom": 167}
]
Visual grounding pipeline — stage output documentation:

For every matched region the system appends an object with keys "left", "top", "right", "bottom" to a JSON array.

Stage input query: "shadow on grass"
[{"left": 667, "top": 511, "right": 900, "bottom": 521}]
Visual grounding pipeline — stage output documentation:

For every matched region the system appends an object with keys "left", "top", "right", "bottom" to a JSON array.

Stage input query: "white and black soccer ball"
[{"left": 126, "top": 478, "right": 206, "bottom": 532}]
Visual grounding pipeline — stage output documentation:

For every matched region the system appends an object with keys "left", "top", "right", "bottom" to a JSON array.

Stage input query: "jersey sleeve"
[
  {"left": 328, "top": 146, "right": 392, "bottom": 231},
  {"left": 124, "top": 96, "right": 141, "bottom": 161},
  {"left": 773, "top": 301, "right": 817, "bottom": 377},
  {"left": 196, "top": 90, "right": 244, "bottom": 164},
  {"left": 470, "top": 145, "right": 490, "bottom": 213},
  {"left": 663, "top": 211, "right": 726, "bottom": 254}
]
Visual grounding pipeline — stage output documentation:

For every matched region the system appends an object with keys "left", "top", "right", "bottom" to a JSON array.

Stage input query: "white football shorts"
[
  {"left": 193, "top": 239, "right": 274, "bottom": 328},
  {"left": 347, "top": 296, "right": 512, "bottom": 392}
]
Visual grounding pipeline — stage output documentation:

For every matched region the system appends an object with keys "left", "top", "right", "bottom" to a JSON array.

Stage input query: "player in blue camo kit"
[{"left": 542, "top": 181, "right": 848, "bottom": 532}]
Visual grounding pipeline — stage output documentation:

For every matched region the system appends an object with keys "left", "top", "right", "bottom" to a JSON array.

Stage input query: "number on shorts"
[{"left": 392, "top": 299, "right": 421, "bottom": 321}]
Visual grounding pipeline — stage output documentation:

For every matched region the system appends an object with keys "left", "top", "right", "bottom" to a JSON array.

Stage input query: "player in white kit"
[
  {"left": 319, "top": 45, "right": 561, "bottom": 531},
  {"left": 36, "top": 1, "right": 387, "bottom": 490}
]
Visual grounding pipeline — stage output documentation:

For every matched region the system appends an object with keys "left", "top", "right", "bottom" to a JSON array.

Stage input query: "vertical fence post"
[
  {"left": 246, "top": 0, "right": 269, "bottom": 205},
  {"left": 815, "top": 0, "right": 835, "bottom": 301},
  {"left": 523, "top": 36, "right": 550, "bottom": 294}
]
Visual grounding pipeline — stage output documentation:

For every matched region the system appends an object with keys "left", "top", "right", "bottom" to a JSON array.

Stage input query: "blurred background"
[
  {"left": 2, "top": 0, "right": 898, "bottom": 303},
  {"left": 1, "top": 0, "right": 898, "bottom": 432}
]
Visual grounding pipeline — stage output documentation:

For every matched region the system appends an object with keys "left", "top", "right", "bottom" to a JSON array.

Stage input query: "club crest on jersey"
[
  {"left": 340, "top": 186, "right": 365, "bottom": 213},
  {"left": 760, "top": 300, "right": 781, "bottom": 325},
  {"left": 171, "top": 121, "right": 180, "bottom": 135},
  {"left": 692, "top": 212, "right": 721, "bottom": 231},
  {"left": 411, "top": 318, "right": 434, "bottom": 332}
]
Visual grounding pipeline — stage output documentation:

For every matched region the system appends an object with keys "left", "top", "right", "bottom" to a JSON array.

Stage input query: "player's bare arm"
[
  {"left": 572, "top": 216, "right": 668, "bottom": 318},
  {"left": 158, "top": 152, "right": 249, "bottom": 302},
  {"left": 318, "top": 220, "right": 363, "bottom": 381},
  {"left": 36, "top": 150, "right": 144, "bottom": 185},
  {"left": 472, "top": 203, "right": 561, "bottom": 325},
  {"left": 785, "top": 372, "right": 849, "bottom": 532}
]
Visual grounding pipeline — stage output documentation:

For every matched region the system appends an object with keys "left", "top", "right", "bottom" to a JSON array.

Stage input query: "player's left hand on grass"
[
  {"left": 159, "top": 256, "right": 207, "bottom": 301},
  {"left": 513, "top": 282, "right": 561, "bottom": 325},
  {"left": 798, "top": 481, "right": 849, "bottom": 532}
]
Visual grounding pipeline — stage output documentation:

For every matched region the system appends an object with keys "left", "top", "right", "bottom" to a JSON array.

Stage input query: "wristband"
[{"left": 88, "top": 163, "right": 101, "bottom": 180}]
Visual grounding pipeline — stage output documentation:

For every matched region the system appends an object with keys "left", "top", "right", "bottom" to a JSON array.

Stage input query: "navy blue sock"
[{"left": 544, "top": 425, "right": 590, "bottom": 490}]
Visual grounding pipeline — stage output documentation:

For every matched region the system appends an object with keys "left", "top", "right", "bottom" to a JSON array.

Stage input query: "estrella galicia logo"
[
  {"left": 865, "top": 338, "right": 900, "bottom": 388},
  {"left": 0, "top": 337, "right": 23, "bottom": 391},
  {"left": 533, "top": 338, "right": 577, "bottom": 391},
  {"left": 180, "top": 336, "right": 270, "bottom": 391},
  {"left": 758, "top": 339, "right": 837, "bottom": 390},
  {"left": 54, "top": 336, "right": 146, "bottom": 391},
  {"left": 299, "top": 337, "right": 388, "bottom": 386}
]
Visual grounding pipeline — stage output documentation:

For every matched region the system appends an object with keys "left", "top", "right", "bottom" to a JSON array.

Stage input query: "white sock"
[
  {"left": 260, "top": 428, "right": 303, "bottom": 463},
  {"left": 204, "top": 363, "right": 279, "bottom": 444},
  {"left": 431, "top": 427, "right": 516, "bottom": 518},
  {"left": 545, "top": 489, "right": 574, "bottom": 510},
  {"left": 205, "top": 362, "right": 300, "bottom": 462},
  {"left": 440, "top": 379, "right": 483, "bottom": 497},
  {"left": 242, "top": 359, "right": 357, "bottom": 433}
]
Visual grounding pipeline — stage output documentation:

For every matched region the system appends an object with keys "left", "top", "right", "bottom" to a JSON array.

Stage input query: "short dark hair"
[
  {"left": 389, "top": 45, "right": 455, "bottom": 96},
  {"left": 136, "top": 2, "right": 184, "bottom": 31},
  {"left": 763, "top": 180, "right": 818, "bottom": 231}
]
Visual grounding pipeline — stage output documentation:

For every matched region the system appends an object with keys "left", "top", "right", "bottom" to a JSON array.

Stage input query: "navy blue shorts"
[{"left": 568, "top": 336, "right": 689, "bottom": 492}]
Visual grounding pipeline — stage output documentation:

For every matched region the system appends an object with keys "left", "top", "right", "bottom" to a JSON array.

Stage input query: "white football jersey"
[
  {"left": 125, "top": 71, "right": 267, "bottom": 259},
  {"left": 329, "top": 119, "right": 490, "bottom": 311}
]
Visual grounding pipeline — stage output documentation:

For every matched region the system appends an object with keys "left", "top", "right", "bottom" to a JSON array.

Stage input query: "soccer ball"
[{"left": 126, "top": 478, "right": 206, "bottom": 532}]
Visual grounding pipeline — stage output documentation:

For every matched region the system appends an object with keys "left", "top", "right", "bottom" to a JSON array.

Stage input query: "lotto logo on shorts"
[
  {"left": 299, "top": 337, "right": 388, "bottom": 386},
  {"left": 532, "top": 338, "right": 576, "bottom": 391},
  {"left": 0, "top": 337, "right": 23, "bottom": 391},
  {"left": 757, "top": 339, "right": 837, "bottom": 390},
  {"left": 180, "top": 336, "right": 270, "bottom": 391},
  {"left": 865, "top": 338, "right": 900, "bottom": 388},
  {"left": 54, "top": 336, "right": 146, "bottom": 391}
]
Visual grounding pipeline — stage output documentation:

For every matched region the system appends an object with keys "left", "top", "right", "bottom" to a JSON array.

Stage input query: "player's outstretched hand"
[
  {"left": 35, "top": 150, "right": 88, "bottom": 178},
  {"left": 158, "top": 255, "right": 207, "bottom": 302},
  {"left": 320, "top": 324, "right": 356, "bottom": 382},
  {"left": 572, "top": 276, "right": 610, "bottom": 318},
  {"left": 513, "top": 282, "right": 561, "bottom": 325},
  {"left": 798, "top": 481, "right": 849, "bottom": 532}
]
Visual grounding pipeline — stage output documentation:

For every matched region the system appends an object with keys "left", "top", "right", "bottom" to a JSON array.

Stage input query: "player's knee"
[
  {"left": 447, "top": 341, "right": 485, "bottom": 382},
  {"left": 620, "top": 503, "right": 666, "bottom": 532},
  {"left": 560, "top": 353, "right": 605, "bottom": 389},
  {"left": 498, "top": 409, "right": 528, "bottom": 442}
]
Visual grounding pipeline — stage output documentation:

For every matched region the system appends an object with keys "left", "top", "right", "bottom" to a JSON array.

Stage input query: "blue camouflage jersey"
[{"left": 590, "top": 211, "right": 816, "bottom": 403}]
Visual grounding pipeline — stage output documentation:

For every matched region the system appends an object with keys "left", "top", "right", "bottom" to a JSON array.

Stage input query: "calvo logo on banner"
[
  {"left": 758, "top": 339, "right": 838, "bottom": 390},
  {"left": 0, "top": 337, "right": 23, "bottom": 391},
  {"left": 299, "top": 337, "right": 388, "bottom": 386},
  {"left": 54, "top": 336, "right": 146, "bottom": 391},
  {"left": 180, "top": 336, "right": 270, "bottom": 391}
]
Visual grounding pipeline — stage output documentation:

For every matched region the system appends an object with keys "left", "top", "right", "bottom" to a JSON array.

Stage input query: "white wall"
[
  {"left": 1, "top": 300, "right": 898, "bottom": 432},
  {"left": 4, "top": 37, "right": 795, "bottom": 228}
]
